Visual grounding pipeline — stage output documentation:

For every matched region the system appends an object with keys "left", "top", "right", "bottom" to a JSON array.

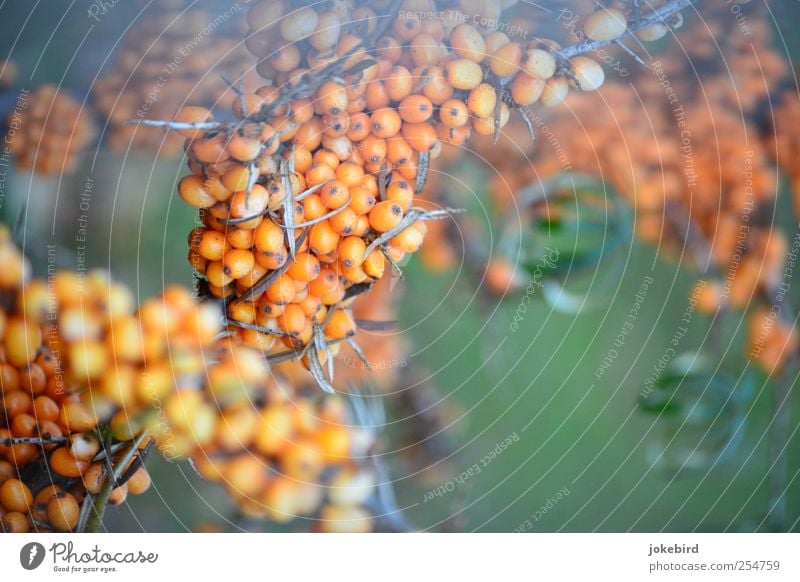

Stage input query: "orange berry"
[
  {"left": 369, "top": 201, "right": 404, "bottom": 232},
  {"left": 511, "top": 73, "right": 545, "bottom": 105},
  {"left": 50, "top": 447, "right": 90, "bottom": 477},
  {"left": 47, "top": 493, "right": 79, "bottom": 531},
  {"left": 386, "top": 65, "right": 413, "bottom": 102},
  {"left": 523, "top": 48, "right": 557, "bottom": 80},
  {"left": 126, "top": 467, "right": 152, "bottom": 495},
  {"left": 174, "top": 106, "right": 213, "bottom": 139},
  {"left": 570, "top": 56, "right": 605, "bottom": 91},
  {"left": 4, "top": 317, "right": 41, "bottom": 368},
  {"left": 2, "top": 511, "right": 29, "bottom": 532},
  {"left": 324, "top": 309, "right": 355, "bottom": 340},
  {"left": 358, "top": 134, "right": 387, "bottom": 164},
  {"left": 584, "top": 8, "right": 628, "bottom": 42},
  {"left": 370, "top": 107, "right": 402, "bottom": 139},
  {"left": 287, "top": 253, "right": 321, "bottom": 282},
  {"left": 317, "top": 81, "right": 348, "bottom": 115},
  {"left": 540, "top": 77, "right": 570, "bottom": 107},
  {"left": 467, "top": 83, "right": 498, "bottom": 119},
  {"left": 450, "top": 24, "right": 487, "bottom": 62},
  {"left": 398, "top": 94, "right": 433, "bottom": 124},
  {"left": 320, "top": 181, "right": 350, "bottom": 209},
  {"left": 0, "top": 478, "right": 32, "bottom": 512},
  {"left": 401, "top": 122, "right": 438, "bottom": 152},
  {"left": 58, "top": 401, "right": 98, "bottom": 433},
  {"left": 309, "top": 220, "right": 340, "bottom": 255},
  {"left": 490, "top": 42, "right": 523, "bottom": 77},
  {"left": 445, "top": 59, "right": 483, "bottom": 90},
  {"left": 179, "top": 175, "right": 216, "bottom": 209},
  {"left": 329, "top": 207, "right": 358, "bottom": 235},
  {"left": 421, "top": 66, "right": 454, "bottom": 104}
]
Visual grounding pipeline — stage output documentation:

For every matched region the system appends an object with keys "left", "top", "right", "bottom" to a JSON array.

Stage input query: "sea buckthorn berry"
[
  {"left": 1, "top": 511, "right": 29, "bottom": 533},
  {"left": 227, "top": 228, "right": 255, "bottom": 250},
  {"left": 309, "top": 221, "right": 341, "bottom": 255},
  {"left": 319, "top": 504, "right": 372, "bottom": 533},
  {"left": 226, "top": 134, "right": 263, "bottom": 162},
  {"left": 409, "top": 33, "right": 442, "bottom": 67},
  {"left": 3, "top": 390, "right": 32, "bottom": 418},
  {"left": 490, "top": 41, "right": 523, "bottom": 77},
  {"left": 271, "top": 44, "right": 302, "bottom": 72},
  {"left": 0, "top": 362, "right": 20, "bottom": 392},
  {"left": 282, "top": 439, "right": 324, "bottom": 481},
  {"left": 450, "top": 24, "right": 487, "bottom": 62},
  {"left": 58, "top": 401, "right": 98, "bottom": 433},
  {"left": 266, "top": 275, "right": 296, "bottom": 305},
  {"left": 179, "top": 175, "right": 216, "bottom": 209},
  {"left": 386, "top": 137, "right": 414, "bottom": 167},
  {"left": 0, "top": 479, "right": 32, "bottom": 512},
  {"left": 511, "top": 73, "right": 545, "bottom": 105},
  {"left": 329, "top": 470, "right": 375, "bottom": 506},
  {"left": 584, "top": 8, "right": 628, "bottom": 42},
  {"left": 279, "top": 303, "right": 307, "bottom": 337},
  {"left": 318, "top": 81, "right": 348, "bottom": 115},
  {"left": 439, "top": 98, "right": 470, "bottom": 128},
  {"left": 472, "top": 102, "right": 509, "bottom": 135},
  {"left": 69, "top": 433, "right": 100, "bottom": 461},
  {"left": 109, "top": 483, "right": 128, "bottom": 506},
  {"left": 33, "top": 395, "right": 59, "bottom": 422},
  {"left": 280, "top": 6, "right": 319, "bottom": 41},
  {"left": 570, "top": 57, "right": 605, "bottom": 91},
  {"left": 50, "top": 447, "right": 90, "bottom": 478},
  {"left": 174, "top": 107, "right": 213, "bottom": 140},
  {"left": 198, "top": 229, "right": 228, "bottom": 261},
  {"left": 337, "top": 236, "right": 367, "bottom": 270},
  {"left": 329, "top": 207, "right": 358, "bottom": 235},
  {"left": 310, "top": 11, "right": 342, "bottom": 51},
  {"left": 20, "top": 364, "right": 46, "bottom": 395},
  {"left": 446, "top": 59, "right": 483, "bottom": 90},
  {"left": 11, "top": 414, "right": 37, "bottom": 437},
  {"left": 195, "top": 140, "right": 231, "bottom": 167},
  {"left": 287, "top": 253, "right": 321, "bottom": 282},
  {"left": 348, "top": 186, "right": 376, "bottom": 215},
  {"left": 637, "top": 22, "right": 669, "bottom": 41},
  {"left": 369, "top": 201, "right": 404, "bottom": 233},
  {"left": 309, "top": 268, "right": 339, "bottom": 298},
  {"left": 385, "top": 178, "right": 413, "bottom": 212},
  {"left": 523, "top": 48, "right": 557, "bottom": 80},
  {"left": 336, "top": 161, "right": 365, "bottom": 187},
  {"left": 468, "top": 84, "right": 498, "bottom": 119},
  {"left": 0, "top": 460, "right": 16, "bottom": 485},
  {"left": 386, "top": 66, "right": 414, "bottom": 102},
  {"left": 393, "top": 14, "right": 422, "bottom": 41},
  {"left": 389, "top": 222, "right": 425, "bottom": 253},
  {"left": 222, "top": 165, "right": 253, "bottom": 192},
  {"left": 320, "top": 181, "right": 350, "bottom": 209},
  {"left": 324, "top": 309, "right": 355, "bottom": 340},
  {"left": 363, "top": 249, "right": 386, "bottom": 279},
  {"left": 69, "top": 341, "right": 107, "bottom": 381},
  {"left": 358, "top": 135, "right": 387, "bottom": 164},
  {"left": 47, "top": 493, "right": 80, "bottom": 531},
  {"left": 370, "top": 107, "right": 402, "bottom": 139},
  {"left": 540, "top": 77, "right": 570, "bottom": 107},
  {"left": 254, "top": 220, "right": 285, "bottom": 255},
  {"left": 247, "top": 0, "right": 285, "bottom": 30},
  {"left": 398, "top": 95, "right": 433, "bottom": 125},
  {"left": 4, "top": 317, "right": 41, "bottom": 368},
  {"left": 401, "top": 122, "right": 438, "bottom": 153}
]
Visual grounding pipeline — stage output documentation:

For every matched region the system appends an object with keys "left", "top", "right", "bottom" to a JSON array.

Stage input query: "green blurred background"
[{"left": 1, "top": 0, "right": 799, "bottom": 532}]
